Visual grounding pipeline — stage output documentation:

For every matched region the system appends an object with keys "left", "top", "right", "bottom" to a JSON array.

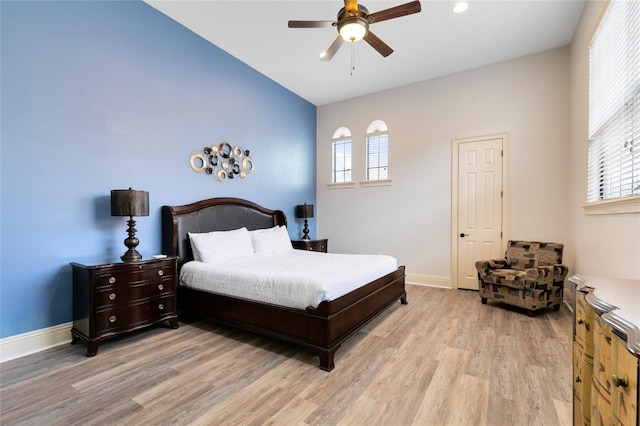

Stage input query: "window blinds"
[
  {"left": 332, "top": 139, "right": 352, "bottom": 183},
  {"left": 366, "top": 132, "right": 389, "bottom": 181},
  {"left": 588, "top": 0, "right": 640, "bottom": 201}
]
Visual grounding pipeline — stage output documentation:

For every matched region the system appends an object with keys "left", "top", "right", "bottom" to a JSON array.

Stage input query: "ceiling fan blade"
[
  {"left": 320, "top": 36, "right": 344, "bottom": 61},
  {"left": 288, "top": 20, "right": 334, "bottom": 28},
  {"left": 367, "top": 0, "right": 421, "bottom": 24},
  {"left": 364, "top": 31, "right": 393, "bottom": 57}
]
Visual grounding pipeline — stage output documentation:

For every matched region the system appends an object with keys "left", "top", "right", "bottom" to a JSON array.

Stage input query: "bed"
[{"left": 161, "top": 197, "right": 407, "bottom": 371}]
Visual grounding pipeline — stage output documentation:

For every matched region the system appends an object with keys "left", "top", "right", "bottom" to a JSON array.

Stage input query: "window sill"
[
  {"left": 360, "top": 179, "right": 393, "bottom": 188},
  {"left": 583, "top": 196, "right": 640, "bottom": 215},
  {"left": 327, "top": 182, "right": 355, "bottom": 190}
]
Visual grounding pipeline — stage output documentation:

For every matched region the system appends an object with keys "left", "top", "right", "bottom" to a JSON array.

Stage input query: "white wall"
[
  {"left": 317, "top": 48, "right": 572, "bottom": 283},
  {"left": 569, "top": 1, "right": 640, "bottom": 280}
]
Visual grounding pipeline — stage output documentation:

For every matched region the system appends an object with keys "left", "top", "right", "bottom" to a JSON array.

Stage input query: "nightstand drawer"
[
  {"left": 291, "top": 239, "right": 328, "bottom": 253},
  {"left": 94, "top": 263, "right": 174, "bottom": 288},
  {"left": 95, "top": 295, "right": 175, "bottom": 335},
  {"left": 94, "top": 277, "right": 174, "bottom": 308}
]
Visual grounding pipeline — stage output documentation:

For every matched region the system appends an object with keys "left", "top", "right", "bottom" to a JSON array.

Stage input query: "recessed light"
[{"left": 453, "top": 1, "right": 469, "bottom": 14}]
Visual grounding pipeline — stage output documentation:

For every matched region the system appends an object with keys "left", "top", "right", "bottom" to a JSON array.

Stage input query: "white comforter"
[{"left": 180, "top": 250, "right": 398, "bottom": 310}]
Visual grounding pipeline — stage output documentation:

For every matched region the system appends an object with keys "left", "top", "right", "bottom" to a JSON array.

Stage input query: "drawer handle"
[
  {"left": 108, "top": 277, "right": 116, "bottom": 284},
  {"left": 158, "top": 270, "right": 164, "bottom": 276},
  {"left": 109, "top": 293, "right": 116, "bottom": 301},
  {"left": 158, "top": 304, "right": 164, "bottom": 310},
  {"left": 575, "top": 376, "right": 582, "bottom": 383},
  {"left": 577, "top": 318, "right": 584, "bottom": 325},
  {"left": 612, "top": 375, "right": 628, "bottom": 388},
  {"left": 158, "top": 284, "right": 164, "bottom": 291},
  {"left": 109, "top": 315, "right": 116, "bottom": 323}
]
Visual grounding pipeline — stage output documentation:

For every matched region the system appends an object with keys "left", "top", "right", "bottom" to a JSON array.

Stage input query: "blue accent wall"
[{"left": 0, "top": 1, "right": 317, "bottom": 338}]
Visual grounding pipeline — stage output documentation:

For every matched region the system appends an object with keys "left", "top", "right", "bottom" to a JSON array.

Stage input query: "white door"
[{"left": 456, "top": 137, "right": 505, "bottom": 290}]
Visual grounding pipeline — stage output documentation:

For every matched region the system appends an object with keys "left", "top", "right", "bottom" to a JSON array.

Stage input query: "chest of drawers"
[
  {"left": 571, "top": 275, "right": 639, "bottom": 426},
  {"left": 70, "top": 257, "right": 179, "bottom": 356}
]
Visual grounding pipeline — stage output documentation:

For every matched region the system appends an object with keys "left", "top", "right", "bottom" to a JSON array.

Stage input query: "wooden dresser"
[
  {"left": 70, "top": 257, "right": 179, "bottom": 356},
  {"left": 570, "top": 275, "right": 640, "bottom": 425}
]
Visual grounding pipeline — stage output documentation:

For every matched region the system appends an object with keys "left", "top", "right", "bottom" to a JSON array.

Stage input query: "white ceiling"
[{"left": 145, "top": 0, "right": 586, "bottom": 106}]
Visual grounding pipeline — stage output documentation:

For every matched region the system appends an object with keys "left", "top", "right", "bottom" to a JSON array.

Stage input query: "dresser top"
[
  {"left": 570, "top": 274, "right": 640, "bottom": 355},
  {"left": 70, "top": 256, "right": 176, "bottom": 269}
]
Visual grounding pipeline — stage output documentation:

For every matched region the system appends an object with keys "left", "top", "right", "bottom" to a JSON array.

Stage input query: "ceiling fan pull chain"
[{"left": 350, "top": 43, "right": 356, "bottom": 75}]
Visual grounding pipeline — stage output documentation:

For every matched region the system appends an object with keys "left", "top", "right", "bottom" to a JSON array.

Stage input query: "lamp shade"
[
  {"left": 111, "top": 188, "right": 149, "bottom": 217},
  {"left": 296, "top": 204, "right": 314, "bottom": 219}
]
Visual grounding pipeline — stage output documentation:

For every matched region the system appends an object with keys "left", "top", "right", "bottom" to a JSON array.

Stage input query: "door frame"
[{"left": 451, "top": 132, "right": 511, "bottom": 290}]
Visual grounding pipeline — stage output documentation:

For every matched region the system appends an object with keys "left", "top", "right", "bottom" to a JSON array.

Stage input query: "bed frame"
[{"left": 161, "top": 197, "right": 407, "bottom": 371}]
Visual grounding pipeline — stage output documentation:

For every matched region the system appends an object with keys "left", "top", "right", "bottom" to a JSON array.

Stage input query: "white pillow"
[
  {"left": 250, "top": 226, "right": 293, "bottom": 255},
  {"left": 188, "top": 227, "right": 254, "bottom": 263}
]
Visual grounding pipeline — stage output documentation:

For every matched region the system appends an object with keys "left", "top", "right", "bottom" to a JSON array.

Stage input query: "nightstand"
[
  {"left": 70, "top": 257, "right": 179, "bottom": 356},
  {"left": 291, "top": 239, "right": 328, "bottom": 253}
]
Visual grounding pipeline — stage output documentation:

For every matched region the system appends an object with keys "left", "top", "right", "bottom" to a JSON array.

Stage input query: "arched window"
[
  {"left": 331, "top": 127, "right": 352, "bottom": 183},
  {"left": 365, "top": 120, "right": 389, "bottom": 181}
]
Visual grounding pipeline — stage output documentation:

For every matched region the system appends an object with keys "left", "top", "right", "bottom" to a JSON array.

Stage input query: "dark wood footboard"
[{"left": 178, "top": 266, "right": 406, "bottom": 371}]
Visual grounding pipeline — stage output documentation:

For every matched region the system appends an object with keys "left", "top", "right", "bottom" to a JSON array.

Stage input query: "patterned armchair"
[{"left": 475, "top": 241, "right": 568, "bottom": 316}]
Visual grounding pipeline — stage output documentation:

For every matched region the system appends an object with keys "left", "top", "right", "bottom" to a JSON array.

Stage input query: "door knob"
[{"left": 460, "top": 233, "right": 469, "bottom": 237}]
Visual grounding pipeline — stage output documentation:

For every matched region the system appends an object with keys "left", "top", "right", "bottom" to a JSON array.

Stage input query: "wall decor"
[{"left": 190, "top": 142, "right": 254, "bottom": 182}]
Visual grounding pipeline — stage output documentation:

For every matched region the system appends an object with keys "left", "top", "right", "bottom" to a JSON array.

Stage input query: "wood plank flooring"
[{"left": 0, "top": 285, "right": 574, "bottom": 425}]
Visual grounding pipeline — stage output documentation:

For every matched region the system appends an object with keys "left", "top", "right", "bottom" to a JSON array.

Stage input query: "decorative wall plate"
[
  {"left": 218, "top": 142, "right": 232, "bottom": 159},
  {"left": 242, "top": 157, "right": 254, "bottom": 173},
  {"left": 190, "top": 142, "right": 253, "bottom": 183},
  {"left": 190, "top": 152, "right": 206, "bottom": 173}
]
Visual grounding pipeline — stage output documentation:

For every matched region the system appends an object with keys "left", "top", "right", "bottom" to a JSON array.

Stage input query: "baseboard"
[
  {"left": 406, "top": 273, "right": 452, "bottom": 289},
  {"left": 0, "top": 322, "right": 72, "bottom": 364}
]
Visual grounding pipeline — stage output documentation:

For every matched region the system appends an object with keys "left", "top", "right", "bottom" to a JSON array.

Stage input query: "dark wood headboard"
[{"left": 161, "top": 197, "right": 287, "bottom": 267}]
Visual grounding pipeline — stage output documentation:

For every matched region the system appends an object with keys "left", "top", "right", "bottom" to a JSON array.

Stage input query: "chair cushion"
[
  {"left": 505, "top": 241, "right": 564, "bottom": 270},
  {"left": 483, "top": 269, "right": 527, "bottom": 290}
]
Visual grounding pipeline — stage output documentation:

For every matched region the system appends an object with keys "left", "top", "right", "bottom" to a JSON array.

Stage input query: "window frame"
[
  {"left": 329, "top": 127, "right": 355, "bottom": 189},
  {"left": 365, "top": 130, "right": 389, "bottom": 181},
  {"left": 331, "top": 136, "right": 353, "bottom": 184},
  {"left": 585, "top": 0, "right": 640, "bottom": 214},
  {"left": 362, "top": 120, "right": 392, "bottom": 187}
]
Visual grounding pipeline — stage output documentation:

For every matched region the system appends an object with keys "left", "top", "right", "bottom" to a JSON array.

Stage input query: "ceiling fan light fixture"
[{"left": 338, "top": 18, "right": 368, "bottom": 42}]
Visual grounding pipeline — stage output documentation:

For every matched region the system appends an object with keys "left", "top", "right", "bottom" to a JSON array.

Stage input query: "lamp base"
[
  {"left": 121, "top": 217, "right": 143, "bottom": 263},
  {"left": 302, "top": 218, "right": 310, "bottom": 240},
  {"left": 121, "top": 248, "right": 142, "bottom": 263}
]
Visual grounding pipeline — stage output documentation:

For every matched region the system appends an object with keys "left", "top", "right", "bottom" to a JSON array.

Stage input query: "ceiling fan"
[{"left": 288, "top": 0, "right": 422, "bottom": 61}]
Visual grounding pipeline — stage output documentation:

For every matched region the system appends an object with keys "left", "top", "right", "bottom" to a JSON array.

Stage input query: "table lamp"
[
  {"left": 111, "top": 188, "right": 149, "bottom": 262},
  {"left": 295, "top": 204, "right": 314, "bottom": 240}
]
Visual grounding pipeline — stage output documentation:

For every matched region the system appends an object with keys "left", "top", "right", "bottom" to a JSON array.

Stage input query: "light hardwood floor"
[{"left": 0, "top": 285, "right": 574, "bottom": 425}]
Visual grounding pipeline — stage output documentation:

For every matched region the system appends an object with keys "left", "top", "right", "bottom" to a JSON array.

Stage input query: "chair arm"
[
  {"left": 524, "top": 265, "right": 569, "bottom": 289},
  {"left": 475, "top": 259, "right": 509, "bottom": 279}
]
